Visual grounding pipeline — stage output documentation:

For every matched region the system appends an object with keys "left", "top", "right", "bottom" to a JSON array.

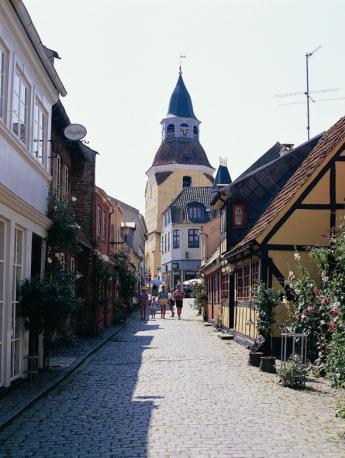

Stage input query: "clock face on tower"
[{"left": 180, "top": 126, "right": 189, "bottom": 138}]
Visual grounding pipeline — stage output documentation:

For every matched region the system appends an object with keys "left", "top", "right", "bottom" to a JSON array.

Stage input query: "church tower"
[{"left": 145, "top": 70, "right": 215, "bottom": 280}]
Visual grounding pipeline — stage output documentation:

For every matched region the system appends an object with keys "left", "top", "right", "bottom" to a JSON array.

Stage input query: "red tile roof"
[{"left": 232, "top": 116, "right": 345, "bottom": 253}]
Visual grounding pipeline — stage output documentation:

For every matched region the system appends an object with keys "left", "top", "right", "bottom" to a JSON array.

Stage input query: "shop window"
[{"left": 232, "top": 204, "right": 246, "bottom": 228}]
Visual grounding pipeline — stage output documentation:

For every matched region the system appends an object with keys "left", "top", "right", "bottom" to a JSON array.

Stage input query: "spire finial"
[{"left": 179, "top": 54, "right": 186, "bottom": 75}]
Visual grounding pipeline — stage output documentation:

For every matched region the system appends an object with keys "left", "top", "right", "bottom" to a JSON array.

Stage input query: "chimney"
[{"left": 279, "top": 143, "right": 294, "bottom": 157}]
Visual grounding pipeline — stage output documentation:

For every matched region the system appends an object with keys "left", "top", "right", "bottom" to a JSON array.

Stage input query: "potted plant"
[
  {"left": 248, "top": 335, "right": 265, "bottom": 367},
  {"left": 254, "top": 282, "right": 281, "bottom": 372},
  {"left": 277, "top": 354, "right": 307, "bottom": 388}
]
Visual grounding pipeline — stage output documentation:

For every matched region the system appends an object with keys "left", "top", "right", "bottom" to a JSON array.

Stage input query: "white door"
[
  {"left": 0, "top": 220, "right": 5, "bottom": 386},
  {"left": 10, "top": 227, "right": 23, "bottom": 380}
]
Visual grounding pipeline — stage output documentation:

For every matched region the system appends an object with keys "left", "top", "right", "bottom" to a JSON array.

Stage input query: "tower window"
[
  {"left": 183, "top": 176, "right": 191, "bottom": 188},
  {"left": 167, "top": 124, "right": 175, "bottom": 139},
  {"left": 232, "top": 204, "right": 246, "bottom": 228},
  {"left": 180, "top": 123, "right": 189, "bottom": 138},
  {"left": 193, "top": 126, "right": 198, "bottom": 138}
]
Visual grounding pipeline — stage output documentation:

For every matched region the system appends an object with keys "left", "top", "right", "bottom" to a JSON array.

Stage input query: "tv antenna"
[
  {"left": 275, "top": 46, "right": 345, "bottom": 140},
  {"left": 179, "top": 53, "right": 186, "bottom": 74}
]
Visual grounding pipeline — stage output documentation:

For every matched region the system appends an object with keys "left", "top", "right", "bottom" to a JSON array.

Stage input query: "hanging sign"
[{"left": 64, "top": 124, "right": 87, "bottom": 141}]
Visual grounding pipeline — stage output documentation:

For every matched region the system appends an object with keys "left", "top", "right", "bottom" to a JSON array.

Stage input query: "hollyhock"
[
  {"left": 328, "top": 322, "right": 337, "bottom": 332},
  {"left": 330, "top": 309, "right": 339, "bottom": 318}
]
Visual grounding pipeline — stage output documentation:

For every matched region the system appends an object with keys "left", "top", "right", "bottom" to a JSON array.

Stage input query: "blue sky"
[{"left": 26, "top": 0, "right": 345, "bottom": 213}]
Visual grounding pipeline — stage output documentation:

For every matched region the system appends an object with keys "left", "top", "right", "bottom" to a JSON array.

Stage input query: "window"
[
  {"left": 161, "top": 236, "right": 164, "bottom": 253},
  {"left": 222, "top": 272, "right": 229, "bottom": 299},
  {"left": 251, "top": 260, "right": 260, "bottom": 297},
  {"left": 183, "top": 176, "right": 191, "bottom": 188},
  {"left": 188, "top": 204, "right": 204, "bottom": 221},
  {"left": 97, "top": 206, "right": 102, "bottom": 238},
  {"left": 70, "top": 256, "right": 76, "bottom": 272},
  {"left": 232, "top": 204, "right": 246, "bottom": 228},
  {"left": 193, "top": 125, "right": 198, "bottom": 138},
  {"left": 0, "top": 46, "right": 7, "bottom": 119},
  {"left": 237, "top": 267, "right": 243, "bottom": 300},
  {"left": 12, "top": 72, "right": 28, "bottom": 144},
  {"left": 11, "top": 227, "right": 23, "bottom": 379},
  {"left": 102, "top": 211, "right": 107, "bottom": 241},
  {"left": 167, "top": 123, "right": 175, "bottom": 139},
  {"left": 173, "top": 229, "right": 180, "bottom": 248},
  {"left": 167, "top": 232, "right": 170, "bottom": 251},
  {"left": 110, "top": 224, "right": 115, "bottom": 243},
  {"left": 243, "top": 265, "right": 250, "bottom": 300},
  {"left": 32, "top": 101, "right": 46, "bottom": 164},
  {"left": 188, "top": 229, "right": 199, "bottom": 248},
  {"left": 164, "top": 234, "right": 167, "bottom": 253},
  {"left": 63, "top": 165, "right": 69, "bottom": 200},
  {"left": 55, "top": 154, "right": 62, "bottom": 200},
  {"left": 180, "top": 123, "right": 189, "bottom": 138}
]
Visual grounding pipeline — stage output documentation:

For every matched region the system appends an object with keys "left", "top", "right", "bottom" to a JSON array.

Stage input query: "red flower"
[
  {"left": 313, "top": 288, "right": 321, "bottom": 296},
  {"left": 330, "top": 309, "right": 338, "bottom": 318},
  {"left": 328, "top": 322, "right": 337, "bottom": 332},
  {"left": 322, "top": 296, "right": 329, "bottom": 305}
]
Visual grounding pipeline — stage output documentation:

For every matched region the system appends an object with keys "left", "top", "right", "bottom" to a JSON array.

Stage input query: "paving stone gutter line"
[{"left": 0, "top": 314, "right": 135, "bottom": 432}]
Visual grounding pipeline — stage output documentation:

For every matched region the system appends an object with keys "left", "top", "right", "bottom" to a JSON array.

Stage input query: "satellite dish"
[{"left": 64, "top": 124, "right": 87, "bottom": 141}]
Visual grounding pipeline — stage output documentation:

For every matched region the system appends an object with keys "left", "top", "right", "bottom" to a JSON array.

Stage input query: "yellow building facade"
[{"left": 145, "top": 71, "right": 214, "bottom": 280}]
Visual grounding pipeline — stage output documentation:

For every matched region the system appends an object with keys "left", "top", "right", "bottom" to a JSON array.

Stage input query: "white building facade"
[{"left": 0, "top": 0, "right": 65, "bottom": 387}]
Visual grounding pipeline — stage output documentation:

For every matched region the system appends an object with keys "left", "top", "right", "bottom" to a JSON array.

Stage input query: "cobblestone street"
[{"left": 1, "top": 300, "right": 345, "bottom": 457}]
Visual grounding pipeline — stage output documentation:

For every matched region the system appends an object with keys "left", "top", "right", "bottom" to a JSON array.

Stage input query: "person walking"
[
  {"left": 168, "top": 288, "right": 175, "bottom": 318},
  {"left": 139, "top": 287, "right": 149, "bottom": 320},
  {"left": 158, "top": 285, "right": 169, "bottom": 319},
  {"left": 150, "top": 296, "right": 157, "bottom": 320},
  {"left": 173, "top": 283, "right": 185, "bottom": 320}
]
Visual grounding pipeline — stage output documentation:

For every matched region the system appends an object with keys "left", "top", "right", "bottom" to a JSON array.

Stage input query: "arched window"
[
  {"left": 183, "top": 176, "right": 191, "bottom": 188},
  {"left": 193, "top": 126, "right": 198, "bottom": 138},
  {"left": 180, "top": 123, "right": 189, "bottom": 138},
  {"left": 167, "top": 124, "right": 175, "bottom": 139}
]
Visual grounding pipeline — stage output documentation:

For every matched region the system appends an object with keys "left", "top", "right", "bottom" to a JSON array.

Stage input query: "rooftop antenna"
[
  {"left": 179, "top": 54, "right": 186, "bottom": 75},
  {"left": 275, "top": 46, "right": 345, "bottom": 140}
]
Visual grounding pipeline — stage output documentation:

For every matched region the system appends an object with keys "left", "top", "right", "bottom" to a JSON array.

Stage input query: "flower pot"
[
  {"left": 260, "top": 356, "right": 276, "bottom": 373},
  {"left": 248, "top": 352, "right": 264, "bottom": 367}
]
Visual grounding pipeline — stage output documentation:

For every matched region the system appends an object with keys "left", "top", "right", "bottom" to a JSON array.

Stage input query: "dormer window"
[
  {"left": 188, "top": 203, "right": 205, "bottom": 222},
  {"left": 232, "top": 204, "right": 246, "bottom": 228},
  {"left": 167, "top": 123, "right": 175, "bottom": 139},
  {"left": 193, "top": 126, "right": 198, "bottom": 138},
  {"left": 180, "top": 123, "right": 189, "bottom": 138},
  {"left": 183, "top": 176, "right": 191, "bottom": 188}
]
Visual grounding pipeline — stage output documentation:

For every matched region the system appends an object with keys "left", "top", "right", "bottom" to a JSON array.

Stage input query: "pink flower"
[
  {"left": 328, "top": 322, "right": 337, "bottom": 332},
  {"left": 313, "top": 288, "right": 321, "bottom": 296},
  {"left": 330, "top": 309, "right": 338, "bottom": 318},
  {"left": 306, "top": 305, "right": 314, "bottom": 316},
  {"left": 322, "top": 296, "right": 329, "bottom": 305}
]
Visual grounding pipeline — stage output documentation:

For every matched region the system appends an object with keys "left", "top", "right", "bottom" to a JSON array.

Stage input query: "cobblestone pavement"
[{"left": 1, "top": 301, "right": 345, "bottom": 457}]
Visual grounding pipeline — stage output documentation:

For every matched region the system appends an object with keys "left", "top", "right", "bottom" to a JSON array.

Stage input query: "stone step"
[{"left": 217, "top": 332, "right": 234, "bottom": 340}]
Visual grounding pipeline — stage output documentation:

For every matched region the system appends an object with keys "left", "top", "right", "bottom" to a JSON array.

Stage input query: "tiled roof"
[
  {"left": 167, "top": 187, "right": 212, "bottom": 224},
  {"left": 233, "top": 116, "right": 345, "bottom": 253},
  {"left": 237, "top": 142, "right": 282, "bottom": 179},
  {"left": 152, "top": 138, "right": 213, "bottom": 168},
  {"left": 167, "top": 74, "right": 196, "bottom": 119}
]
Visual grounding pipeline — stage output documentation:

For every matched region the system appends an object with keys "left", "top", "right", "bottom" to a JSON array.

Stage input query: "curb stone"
[{"left": 0, "top": 314, "right": 136, "bottom": 432}]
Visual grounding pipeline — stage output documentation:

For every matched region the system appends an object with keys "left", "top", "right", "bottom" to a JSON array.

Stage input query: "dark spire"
[
  {"left": 167, "top": 73, "right": 196, "bottom": 119},
  {"left": 212, "top": 159, "right": 232, "bottom": 191}
]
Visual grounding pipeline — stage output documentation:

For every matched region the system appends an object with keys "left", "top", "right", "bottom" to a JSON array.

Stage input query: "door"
[
  {"left": 0, "top": 220, "right": 5, "bottom": 386},
  {"left": 229, "top": 273, "right": 235, "bottom": 329},
  {"left": 10, "top": 227, "right": 24, "bottom": 380}
]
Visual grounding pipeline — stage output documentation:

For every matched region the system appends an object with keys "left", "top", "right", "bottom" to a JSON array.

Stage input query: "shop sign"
[{"left": 172, "top": 262, "right": 179, "bottom": 270}]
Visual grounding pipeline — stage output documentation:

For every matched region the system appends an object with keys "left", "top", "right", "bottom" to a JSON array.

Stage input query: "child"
[
  {"left": 168, "top": 288, "right": 175, "bottom": 318},
  {"left": 150, "top": 296, "right": 157, "bottom": 320}
]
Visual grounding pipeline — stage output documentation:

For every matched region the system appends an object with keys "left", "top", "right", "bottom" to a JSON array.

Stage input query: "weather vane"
[{"left": 179, "top": 54, "right": 186, "bottom": 74}]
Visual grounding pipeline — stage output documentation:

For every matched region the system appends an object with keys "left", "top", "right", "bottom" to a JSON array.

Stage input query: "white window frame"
[
  {"left": 0, "top": 41, "right": 8, "bottom": 122},
  {"left": 12, "top": 70, "right": 30, "bottom": 146},
  {"left": 32, "top": 99, "right": 47, "bottom": 166},
  {"left": 55, "top": 154, "right": 62, "bottom": 200},
  {"left": 10, "top": 227, "right": 24, "bottom": 381}
]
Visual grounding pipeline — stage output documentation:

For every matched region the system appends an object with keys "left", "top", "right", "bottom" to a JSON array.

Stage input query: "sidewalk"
[{"left": 0, "top": 316, "right": 134, "bottom": 431}]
